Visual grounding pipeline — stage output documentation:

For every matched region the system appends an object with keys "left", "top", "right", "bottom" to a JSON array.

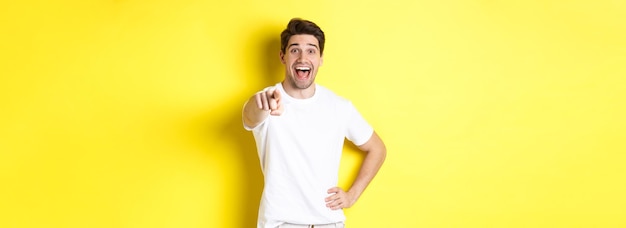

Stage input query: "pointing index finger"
[{"left": 272, "top": 89, "right": 281, "bottom": 100}]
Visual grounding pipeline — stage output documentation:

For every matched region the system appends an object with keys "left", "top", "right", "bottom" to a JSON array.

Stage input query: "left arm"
[{"left": 326, "top": 131, "right": 387, "bottom": 210}]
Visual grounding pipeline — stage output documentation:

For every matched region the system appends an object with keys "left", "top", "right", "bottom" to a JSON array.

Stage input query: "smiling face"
[{"left": 280, "top": 34, "right": 323, "bottom": 95}]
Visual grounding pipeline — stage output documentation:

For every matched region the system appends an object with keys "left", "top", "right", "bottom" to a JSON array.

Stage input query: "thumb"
[{"left": 327, "top": 187, "right": 341, "bottom": 194}]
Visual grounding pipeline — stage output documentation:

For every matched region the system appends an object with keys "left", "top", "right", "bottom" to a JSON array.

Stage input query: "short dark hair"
[{"left": 280, "top": 18, "right": 325, "bottom": 55}]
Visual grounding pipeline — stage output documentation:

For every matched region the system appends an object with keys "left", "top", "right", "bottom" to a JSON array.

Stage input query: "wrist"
[{"left": 347, "top": 188, "right": 363, "bottom": 200}]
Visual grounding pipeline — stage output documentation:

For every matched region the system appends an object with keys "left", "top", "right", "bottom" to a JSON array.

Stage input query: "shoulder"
[
  {"left": 316, "top": 84, "right": 350, "bottom": 104},
  {"left": 315, "top": 85, "right": 359, "bottom": 119}
]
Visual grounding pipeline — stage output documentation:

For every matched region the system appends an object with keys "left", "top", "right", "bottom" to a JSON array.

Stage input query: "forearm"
[
  {"left": 348, "top": 147, "right": 386, "bottom": 199},
  {"left": 348, "top": 132, "right": 387, "bottom": 201},
  {"left": 242, "top": 95, "right": 269, "bottom": 128}
]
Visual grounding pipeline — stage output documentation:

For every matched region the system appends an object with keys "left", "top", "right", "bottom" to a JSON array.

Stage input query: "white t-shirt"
[{"left": 244, "top": 83, "right": 374, "bottom": 228}]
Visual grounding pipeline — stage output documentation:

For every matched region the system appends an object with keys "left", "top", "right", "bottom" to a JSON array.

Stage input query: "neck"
[{"left": 281, "top": 81, "right": 316, "bottom": 99}]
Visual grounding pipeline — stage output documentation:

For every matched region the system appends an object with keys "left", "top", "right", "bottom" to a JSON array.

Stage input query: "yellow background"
[{"left": 1, "top": 0, "right": 625, "bottom": 227}]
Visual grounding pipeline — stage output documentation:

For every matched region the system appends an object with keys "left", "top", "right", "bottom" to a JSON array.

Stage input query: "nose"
[{"left": 296, "top": 52, "right": 305, "bottom": 61}]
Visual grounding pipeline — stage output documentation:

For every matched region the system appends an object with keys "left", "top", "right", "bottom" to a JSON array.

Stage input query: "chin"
[
  {"left": 294, "top": 81, "right": 313, "bottom": 90},
  {"left": 288, "top": 77, "right": 313, "bottom": 89}
]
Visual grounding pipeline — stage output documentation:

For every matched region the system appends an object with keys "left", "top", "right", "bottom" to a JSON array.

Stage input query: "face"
[{"left": 280, "top": 34, "right": 323, "bottom": 90}]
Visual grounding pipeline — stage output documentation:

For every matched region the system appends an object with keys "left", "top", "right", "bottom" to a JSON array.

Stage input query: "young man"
[{"left": 242, "top": 18, "right": 386, "bottom": 228}]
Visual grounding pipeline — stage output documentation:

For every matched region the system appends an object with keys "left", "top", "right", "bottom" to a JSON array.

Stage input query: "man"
[{"left": 242, "top": 18, "right": 386, "bottom": 228}]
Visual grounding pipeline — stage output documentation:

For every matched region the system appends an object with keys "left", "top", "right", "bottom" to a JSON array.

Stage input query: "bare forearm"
[
  {"left": 325, "top": 133, "right": 386, "bottom": 210},
  {"left": 243, "top": 88, "right": 283, "bottom": 128},
  {"left": 348, "top": 145, "right": 386, "bottom": 199},
  {"left": 243, "top": 95, "right": 269, "bottom": 128},
  {"left": 349, "top": 132, "right": 387, "bottom": 200}
]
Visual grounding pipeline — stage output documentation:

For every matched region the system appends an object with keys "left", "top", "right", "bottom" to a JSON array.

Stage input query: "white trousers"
[{"left": 278, "top": 222, "right": 345, "bottom": 228}]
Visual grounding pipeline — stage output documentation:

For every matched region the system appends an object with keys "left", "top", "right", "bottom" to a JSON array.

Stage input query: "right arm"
[{"left": 243, "top": 88, "right": 283, "bottom": 128}]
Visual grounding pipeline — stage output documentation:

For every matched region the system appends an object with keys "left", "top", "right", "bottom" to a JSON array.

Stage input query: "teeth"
[{"left": 296, "top": 66, "right": 310, "bottom": 71}]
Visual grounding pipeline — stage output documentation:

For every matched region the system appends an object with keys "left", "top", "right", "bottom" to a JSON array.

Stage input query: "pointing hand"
[{"left": 255, "top": 88, "right": 283, "bottom": 116}]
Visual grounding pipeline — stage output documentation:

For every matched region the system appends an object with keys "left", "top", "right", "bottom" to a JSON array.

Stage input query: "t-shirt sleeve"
[
  {"left": 243, "top": 114, "right": 269, "bottom": 131},
  {"left": 344, "top": 102, "right": 374, "bottom": 146}
]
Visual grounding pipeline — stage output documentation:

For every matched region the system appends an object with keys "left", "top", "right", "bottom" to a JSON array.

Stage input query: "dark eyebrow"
[{"left": 288, "top": 43, "right": 319, "bottom": 50}]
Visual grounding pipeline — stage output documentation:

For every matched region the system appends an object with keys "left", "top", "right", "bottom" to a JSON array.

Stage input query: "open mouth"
[{"left": 295, "top": 66, "right": 311, "bottom": 80}]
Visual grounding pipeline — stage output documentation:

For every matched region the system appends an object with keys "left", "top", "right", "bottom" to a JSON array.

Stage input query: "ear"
[
  {"left": 320, "top": 54, "right": 324, "bottom": 66},
  {"left": 279, "top": 51, "right": 286, "bottom": 64}
]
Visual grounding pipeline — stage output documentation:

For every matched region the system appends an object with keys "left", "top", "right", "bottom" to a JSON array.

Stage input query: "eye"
[
  {"left": 307, "top": 49, "right": 316, "bottom": 54},
  {"left": 290, "top": 49, "right": 299, "bottom": 53}
]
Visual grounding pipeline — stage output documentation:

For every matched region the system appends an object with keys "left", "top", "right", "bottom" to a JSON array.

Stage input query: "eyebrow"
[{"left": 288, "top": 43, "right": 319, "bottom": 49}]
